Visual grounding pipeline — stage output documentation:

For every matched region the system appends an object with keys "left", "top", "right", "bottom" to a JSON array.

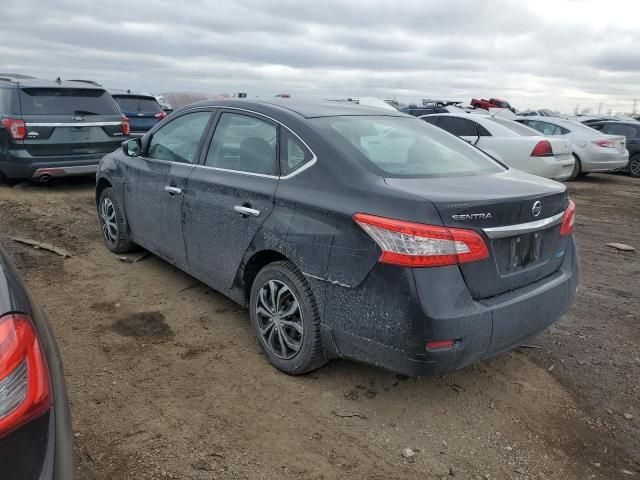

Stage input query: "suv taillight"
[
  {"left": 1, "top": 119, "right": 27, "bottom": 140},
  {"left": 353, "top": 213, "right": 489, "bottom": 267},
  {"left": 154, "top": 111, "right": 167, "bottom": 119},
  {"left": 531, "top": 140, "right": 553, "bottom": 157},
  {"left": 560, "top": 199, "right": 576, "bottom": 237},
  {"left": 121, "top": 117, "right": 130, "bottom": 136},
  {"left": 0, "top": 313, "right": 52, "bottom": 439}
]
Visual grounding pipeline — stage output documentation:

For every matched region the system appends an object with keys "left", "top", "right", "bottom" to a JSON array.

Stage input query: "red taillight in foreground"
[
  {"left": 1, "top": 119, "right": 27, "bottom": 140},
  {"left": 530, "top": 140, "right": 553, "bottom": 157},
  {"left": 154, "top": 111, "right": 167, "bottom": 119},
  {"left": 592, "top": 139, "right": 617, "bottom": 148},
  {"left": 0, "top": 313, "right": 51, "bottom": 439},
  {"left": 121, "top": 117, "right": 131, "bottom": 136},
  {"left": 560, "top": 199, "right": 576, "bottom": 237},
  {"left": 353, "top": 213, "right": 489, "bottom": 267}
]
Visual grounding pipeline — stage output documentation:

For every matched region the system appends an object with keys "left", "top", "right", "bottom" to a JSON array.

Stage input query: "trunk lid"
[{"left": 385, "top": 169, "right": 570, "bottom": 299}]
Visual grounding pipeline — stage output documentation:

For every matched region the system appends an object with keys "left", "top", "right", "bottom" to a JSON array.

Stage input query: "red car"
[{"left": 471, "top": 98, "right": 515, "bottom": 112}]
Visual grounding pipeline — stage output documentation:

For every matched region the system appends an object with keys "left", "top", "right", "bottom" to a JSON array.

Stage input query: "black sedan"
[
  {"left": 587, "top": 120, "right": 640, "bottom": 177},
  {"left": 0, "top": 246, "right": 73, "bottom": 479},
  {"left": 95, "top": 99, "right": 579, "bottom": 376}
]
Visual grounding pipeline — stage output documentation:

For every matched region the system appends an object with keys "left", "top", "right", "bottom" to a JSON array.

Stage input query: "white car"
[
  {"left": 420, "top": 113, "right": 574, "bottom": 181},
  {"left": 514, "top": 116, "right": 629, "bottom": 180}
]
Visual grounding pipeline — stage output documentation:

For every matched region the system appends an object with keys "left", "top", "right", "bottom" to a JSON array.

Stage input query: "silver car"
[{"left": 515, "top": 116, "right": 629, "bottom": 180}]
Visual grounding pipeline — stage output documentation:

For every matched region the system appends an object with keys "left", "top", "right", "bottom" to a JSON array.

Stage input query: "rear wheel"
[
  {"left": 567, "top": 154, "right": 581, "bottom": 181},
  {"left": 0, "top": 170, "right": 5, "bottom": 185},
  {"left": 98, "top": 187, "right": 134, "bottom": 253},
  {"left": 249, "top": 261, "right": 326, "bottom": 375},
  {"left": 628, "top": 155, "right": 640, "bottom": 178}
]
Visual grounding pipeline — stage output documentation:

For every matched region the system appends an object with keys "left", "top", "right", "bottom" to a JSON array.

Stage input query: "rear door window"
[
  {"left": 18, "top": 88, "right": 120, "bottom": 115},
  {"left": 147, "top": 111, "right": 212, "bottom": 164},
  {"left": 205, "top": 112, "right": 277, "bottom": 175},
  {"left": 113, "top": 96, "right": 163, "bottom": 113},
  {"left": 604, "top": 124, "right": 638, "bottom": 137},
  {"left": 437, "top": 117, "right": 478, "bottom": 137}
]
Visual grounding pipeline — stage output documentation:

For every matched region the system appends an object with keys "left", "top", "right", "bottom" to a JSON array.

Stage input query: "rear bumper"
[
  {"left": 580, "top": 149, "right": 629, "bottom": 173},
  {"left": 315, "top": 237, "right": 579, "bottom": 376},
  {"left": 547, "top": 155, "right": 575, "bottom": 181},
  {"left": 0, "top": 151, "right": 102, "bottom": 179}
]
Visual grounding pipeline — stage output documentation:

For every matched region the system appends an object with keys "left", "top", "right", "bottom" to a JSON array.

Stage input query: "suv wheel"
[
  {"left": 249, "top": 261, "right": 326, "bottom": 375},
  {"left": 567, "top": 154, "right": 581, "bottom": 181},
  {"left": 98, "top": 187, "right": 134, "bottom": 253},
  {"left": 629, "top": 155, "right": 640, "bottom": 178}
]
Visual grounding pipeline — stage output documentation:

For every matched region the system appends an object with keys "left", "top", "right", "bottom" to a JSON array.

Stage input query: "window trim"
[{"left": 180, "top": 105, "right": 318, "bottom": 179}]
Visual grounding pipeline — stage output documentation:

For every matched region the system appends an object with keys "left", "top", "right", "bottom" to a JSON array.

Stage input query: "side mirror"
[{"left": 122, "top": 138, "right": 141, "bottom": 157}]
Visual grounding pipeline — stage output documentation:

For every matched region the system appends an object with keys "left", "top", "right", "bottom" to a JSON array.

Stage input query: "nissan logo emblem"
[{"left": 532, "top": 201, "right": 542, "bottom": 217}]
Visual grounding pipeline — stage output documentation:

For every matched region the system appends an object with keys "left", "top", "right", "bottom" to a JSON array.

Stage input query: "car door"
[
  {"left": 122, "top": 110, "right": 213, "bottom": 266},
  {"left": 183, "top": 110, "right": 279, "bottom": 289}
]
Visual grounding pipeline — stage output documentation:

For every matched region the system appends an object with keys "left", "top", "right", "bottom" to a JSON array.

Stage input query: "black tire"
[
  {"left": 628, "top": 155, "right": 640, "bottom": 178},
  {"left": 97, "top": 187, "right": 135, "bottom": 253},
  {"left": 567, "top": 154, "right": 581, "bottom": 181},
  {"left": 249, "top": 260, "right": 326, "bottom": 375},
  {"left": 0, "top": 170, "right": 5, "bottom": 185}
]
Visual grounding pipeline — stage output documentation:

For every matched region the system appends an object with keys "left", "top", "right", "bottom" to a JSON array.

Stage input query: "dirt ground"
[{"left": 0, "top": 173, "right": 638, "bottom": 479}]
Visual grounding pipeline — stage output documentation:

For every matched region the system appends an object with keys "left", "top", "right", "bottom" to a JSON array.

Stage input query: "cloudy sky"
[{"left": 3, "top": 0, "right": 640, "bottom": 113}]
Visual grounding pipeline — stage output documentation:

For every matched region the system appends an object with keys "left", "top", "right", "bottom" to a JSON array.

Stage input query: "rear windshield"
[
  {"left": 487, "top": 117, "right": 540, "bottom": 136},
  {"left": 313, "top": 116, "right": 505, "bottom": 178},
  {"left": 113, "top": 95, "right": 162, "bottom": 113},
  {"left": 18, "top": 88, "right": 120, "bottom": 115}
]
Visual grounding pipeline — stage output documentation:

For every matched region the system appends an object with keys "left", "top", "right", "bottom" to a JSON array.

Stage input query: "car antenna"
[{"left": 56, "top": 77, "right": 62, "bottom": 84}]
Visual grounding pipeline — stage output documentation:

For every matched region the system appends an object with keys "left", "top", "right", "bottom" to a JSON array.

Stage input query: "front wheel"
[
  {"left": 98, "top": 187, "right": 135, "bottom": 253},
  {"left": 628, "top": 155, "right": 640, "bottom": 178},
  {"left": 249, "top": 261, "right": 326, "bottom": 375}
]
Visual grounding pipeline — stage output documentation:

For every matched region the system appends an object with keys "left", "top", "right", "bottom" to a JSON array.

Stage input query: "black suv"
[
  {"left": 0, "top": 75, "right": 128, "bottom": 183},
  {"left": 588, "top": 121, "right": 640, "bottom": 177}
]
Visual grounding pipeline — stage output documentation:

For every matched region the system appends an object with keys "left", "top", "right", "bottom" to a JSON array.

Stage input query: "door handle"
[
  {"left": 234, "top": 205, "right": 260, "bottom": 217},
  {"left": 164, "top": 186, "right": 183, "bottom": 195}
]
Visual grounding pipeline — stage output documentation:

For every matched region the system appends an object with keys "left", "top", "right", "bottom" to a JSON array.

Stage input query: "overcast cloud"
[{"left": 3, "top": 0, "right": 640, "bottom": 113}]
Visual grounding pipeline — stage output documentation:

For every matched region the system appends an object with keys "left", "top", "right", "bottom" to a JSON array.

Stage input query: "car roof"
[
  {"left": 175, "top": 98, "right": 410, "bottom": 119},
  {"left": 0, "top": 77, "right": 105, "bottom": 90}
]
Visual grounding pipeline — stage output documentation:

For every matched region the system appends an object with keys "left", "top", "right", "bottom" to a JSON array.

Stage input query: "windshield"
[
  {"left": 488, "top": 117, "right": 541, "bottom": 136},
  {"left": 113, "top": 95, "right": 163, "bottom": 113},
  {"left": 19, "top": 88, "right": 119, "bottom": 115},
  {"left": 313, "top": 116, "right": 505, "bottom": 178}
]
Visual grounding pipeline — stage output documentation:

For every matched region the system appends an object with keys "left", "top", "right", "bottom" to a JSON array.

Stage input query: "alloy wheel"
[
  {"left": 100, "top": 197, "right": 118, "bottom": 245},
  {"left": 255, "top": 279, "right": 304, "bottom": 359}
]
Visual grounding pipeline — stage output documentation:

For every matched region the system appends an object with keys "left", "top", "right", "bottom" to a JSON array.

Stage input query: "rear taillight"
[
  {"left": 121, "top": 117, "right": 130, "bottom": 136},
  {"left": 531, "top": 140, "right": 553, "bottom": 157},
  {"left": 0, "top": 313, "right": 51, "bottom": 439},
  {"left": 560, "top": 199, "right": 576, "bottom": 237},
  {"left": 592, "top": 139, "right": 617, "bottom": 148},
  {"left": 353, "top": 213, "right": 489, "bottom": 267},
  {"left": 154, "top": 111, "right": 167, "bottom": 119},
  {"left": 1, "top": 119, "right": 27, "bottom": 140}
]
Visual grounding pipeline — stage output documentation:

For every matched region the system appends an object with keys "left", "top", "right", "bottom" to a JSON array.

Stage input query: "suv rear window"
[
  {"left": 18, "top": 88, "right": 119, "bottom": 115},
  {"left": 113, "top": 95, "right": 162, "bottom": 113},
  {"left": 314, "top": 116, "right": 505, "bottom": 178}
]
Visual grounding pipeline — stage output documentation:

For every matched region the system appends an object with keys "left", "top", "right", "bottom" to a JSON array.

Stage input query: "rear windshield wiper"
[{"left": 74, "top": 110, "right": 99, "bottom": 116}]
